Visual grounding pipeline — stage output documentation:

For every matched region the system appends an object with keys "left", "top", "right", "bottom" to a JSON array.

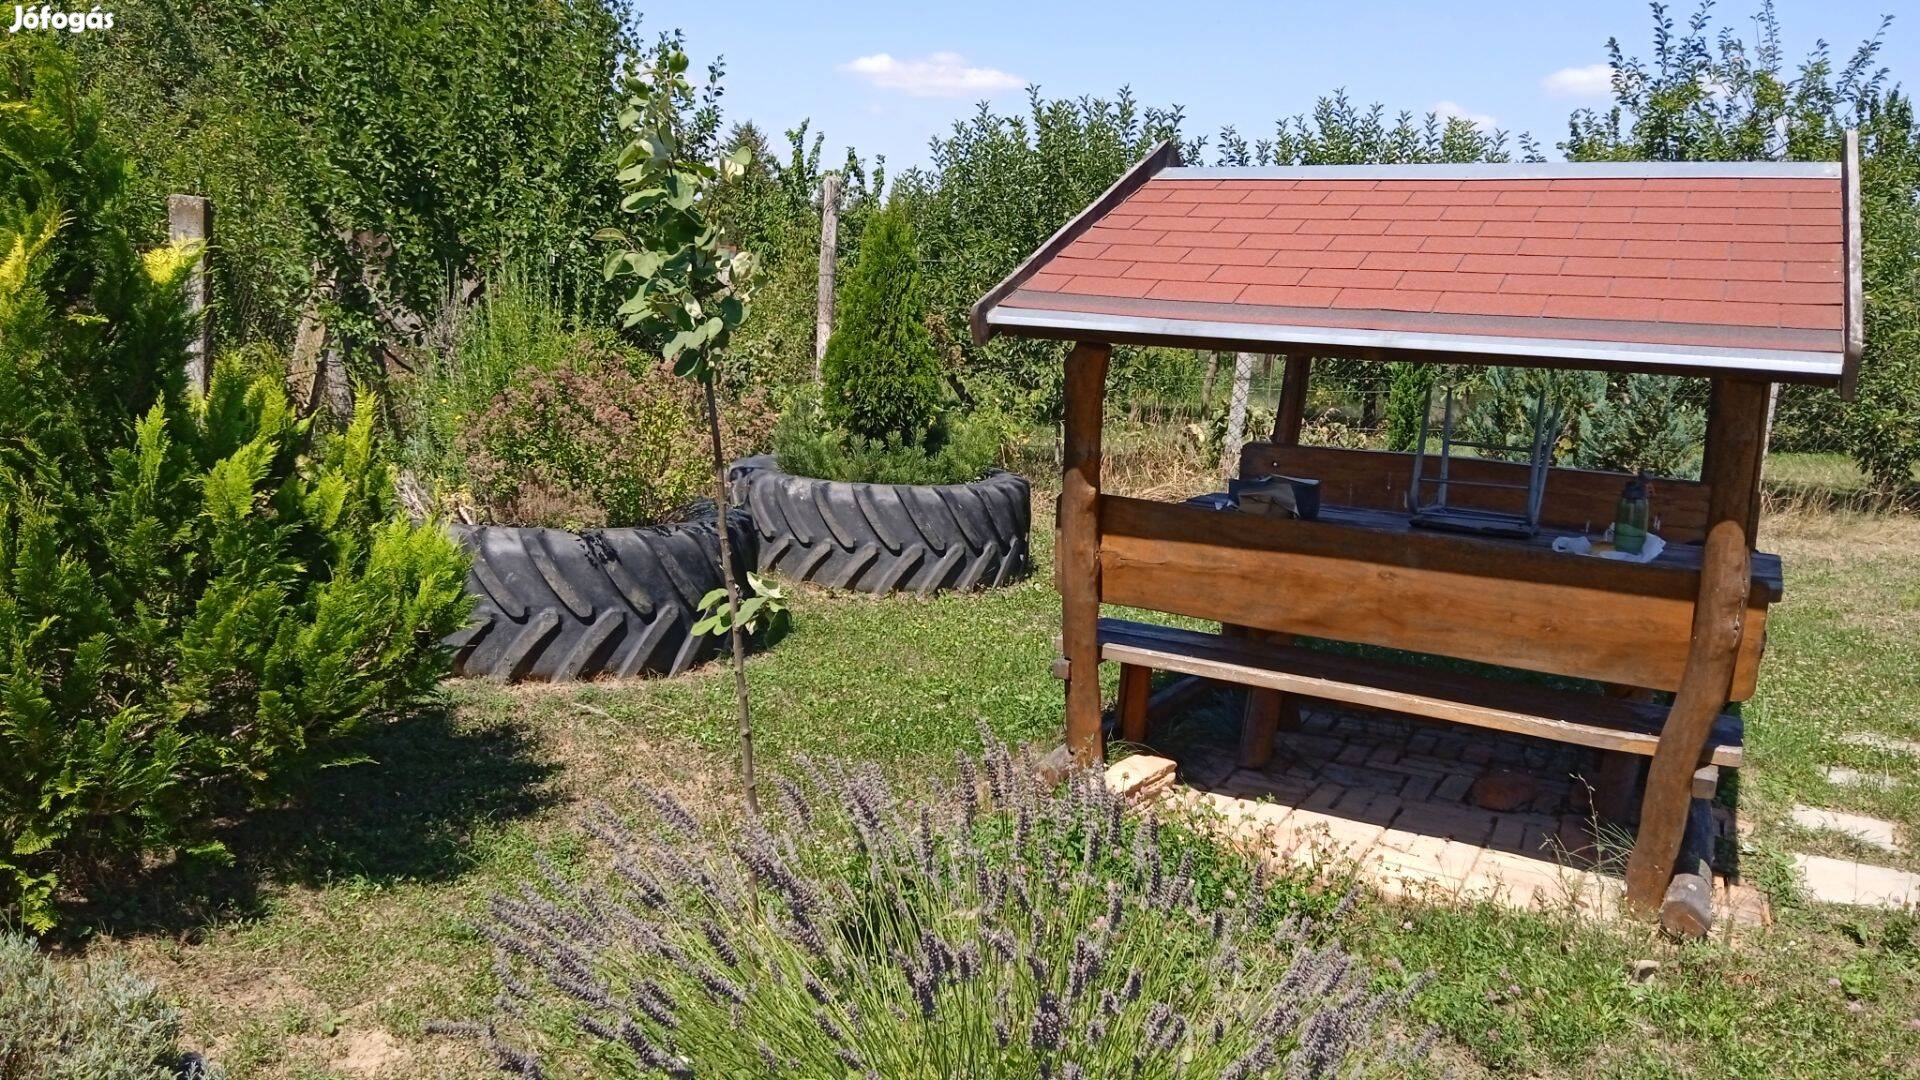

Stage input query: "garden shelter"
[{"left": 973, "top": 139, "right": 1863, "bottom": 917}]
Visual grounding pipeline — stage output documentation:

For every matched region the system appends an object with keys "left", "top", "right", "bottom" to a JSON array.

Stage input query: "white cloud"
[
  {"left": 1541, "top": 63, "right": 1615, "bottom": 99},
  {"left": 1431, "top": 101, "right": 1499, "bottom": 131},
  {"left": 840, "top": 51, "right": 1026, "bottom": 99}
]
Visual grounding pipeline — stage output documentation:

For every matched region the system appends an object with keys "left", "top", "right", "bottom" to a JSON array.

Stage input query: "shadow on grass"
[{"left": 61, "top": 702, "right": 555, "bottom": 941}]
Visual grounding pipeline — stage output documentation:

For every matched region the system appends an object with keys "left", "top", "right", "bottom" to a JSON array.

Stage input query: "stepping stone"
[
  {"left": 1839, "top": 731, "right": 1920, "bottom": 758},
  {"left": 1793, "top": 853, "right": 1920, "bottom": 908},
  {"left": 1823, "top": 765, "right": 1889, "bottom": 789},
  {"left": 1104, "top": 755, "right": 1177, "bottom": 805},
  {"left": 1789, "top": 806, "right": 1901, "bottom": 853}
]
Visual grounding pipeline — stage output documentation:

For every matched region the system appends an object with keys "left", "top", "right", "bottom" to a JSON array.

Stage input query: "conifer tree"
[
  {"left": 820, "top": 202, "right": 945, "bottom": 449},
  {"left": 0, "top": 39, "right": 470, "bottom": 930}
]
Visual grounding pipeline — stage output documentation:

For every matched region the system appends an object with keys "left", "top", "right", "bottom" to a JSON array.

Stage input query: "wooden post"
[
  {"left": 813, "top": 172, "right": 841, "bottom": 381},
  {"left": 1272, "top": 355, "right": 1310, "bottom": 445},
  {"left": 1118, "top": 664, "right": 1151, "bottom": 744},
  {"left": 1230, "top": 354, "right": 1312, "bottom": 761},
  {"left": 1229, "top": 624, "right": 1301, "bottom": 769},
  {"left": 1624, "top": 378, "right": 1767, "bottom": 913},
  {"left": 1061, "top": 341, "right": 1112, "bottom": 764},
  {"left": 1750, "top": 381, "right": 1775, "bottom": 540},
  {"left": 167, "top": 195, "right": 213, "bottom": 394},
  {"left": 1220, "top": 351, "right": 1256, "bottom": 475},
  {"left": 1660, "top": 798, "right": 1718, "bottom": 938}
]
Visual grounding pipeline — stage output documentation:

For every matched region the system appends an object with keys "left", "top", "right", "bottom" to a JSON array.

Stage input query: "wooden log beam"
[
  {"left": 1271, "top": 355, "right": 1310, "bottom": 446},
  {"left": 1061, "top": 341, "right": 1112, "bottom": 764},
  {"left": 1660, "top": 797, "right": 1719, "bottom": 938},
  {"left": 1224, "top": 624, "right": 1300, "bottom": 769},
  {"left": 1625, "top": 378, "right": 1768, "bottom": 913},
  {"left": 1118, "top": 663, "right": 1151, "bottom": 745}
]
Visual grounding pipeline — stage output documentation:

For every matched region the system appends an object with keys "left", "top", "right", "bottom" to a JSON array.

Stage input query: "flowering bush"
[
  {"left": 457, "top": 338, "right": 774, "bottom": 531},
  {"left": 437, "top": 738, "right": 1435, "bottom": 1077}
]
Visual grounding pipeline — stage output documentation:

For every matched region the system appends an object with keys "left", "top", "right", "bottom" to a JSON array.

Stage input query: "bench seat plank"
[{"left": 1096, "top": 618, "right": 1742, "bottom": 767}]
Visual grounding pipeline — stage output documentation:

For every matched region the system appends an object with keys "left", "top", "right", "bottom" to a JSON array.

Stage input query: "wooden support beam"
[
  {"left": 1660, "top": 798, "right": 1719, "bottom": 939},
  {"left": 1625, "top": 378, "right": 1767, "bottom": 913},
  {"left": 1271, "top": 356, "right": 1310, "bottom": 446},
  {"left": 1240, "top": 689, "right": 1283, "bottom": 769},
  {"left": 1224, "top": 624, "right": 1300, "bottom": 769},
  {"left": 1591, "top": 750, "right": 1643, "bottom": 826},
  {"left": 1061, "top": 341, "right": 1112, "bottom": 764},
  {"left": 1118, "top": 663, "right": 1151, "bottom": 744}
]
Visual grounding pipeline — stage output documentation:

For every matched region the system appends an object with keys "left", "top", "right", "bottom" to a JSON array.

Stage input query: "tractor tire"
[
  {"left": 729, "top": 458, "right": 1030, "bottom": 595},
  {"left": 445, "top": 510, "right": 755, "bottom": 682}
]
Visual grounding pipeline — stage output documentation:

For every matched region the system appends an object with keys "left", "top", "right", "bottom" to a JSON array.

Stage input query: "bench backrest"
[{"left": 1239, "top": 442, "right": 1712, "bottom": 545}]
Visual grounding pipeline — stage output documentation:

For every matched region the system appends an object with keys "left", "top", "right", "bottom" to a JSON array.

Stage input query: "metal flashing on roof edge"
[
  {"left": 987, "top": 305, "right": 1845, "bottom": 384},
  {"left": 1154, "top": 161, "right": 1841, "bottom": 181},
  {"left": 1841, "top": 128, "right": 1866, "bottom": 400},
  {"left": 968, "top": 140, "right": 1180, "bottom": 345}
]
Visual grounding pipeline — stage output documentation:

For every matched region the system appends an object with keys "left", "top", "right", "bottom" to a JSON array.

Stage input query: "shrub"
[
  {"left": 436, "top": 739, "right": 1436, "bottom": 1076},
  {"left": 1453, "top": 368, "right": 1708, "bottom": 480},
  {"left": 394, "top": 271, "right": 595, "bottom": 497},
  {"left": 820, "top": 202, "right": 946, "bottom": 448},
  {"left": 460, "top": 343, "right": 773, "bottom": 529},
  {"left": 1383, "top": 364, "right": 1436, "bottom": 452},
  {"left": 1572, "top": 373, "right": 1707, "bottom": 479},
  {"left": 1190, "top": 401, "right": 1275, "bottom": 467},
  {"left": 0, "top": 932, "right": 213, "bottom": 1079},
  {"left": 0, "top": 40, "right": 472, "bottom": 930},
  {"left": 395, "top": 270, "right": 775, "bottom": 530},
  {"left": 772, "top": 393, "right": 1005, "bottom": 486}
]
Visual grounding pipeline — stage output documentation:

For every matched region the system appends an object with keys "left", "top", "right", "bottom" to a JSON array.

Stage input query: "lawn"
[{"left": 72, "top": 452, "right": 1920, "bottom": 1078}]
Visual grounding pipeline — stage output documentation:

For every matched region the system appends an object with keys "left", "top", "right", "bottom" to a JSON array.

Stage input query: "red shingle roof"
[{"left": 973, "top": 149, "right": 1862, "bottom": 386}]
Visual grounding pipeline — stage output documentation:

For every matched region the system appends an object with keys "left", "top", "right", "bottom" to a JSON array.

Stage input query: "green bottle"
[{"left": 1614, "top": 473, "right": 1650, "bottom": 555}]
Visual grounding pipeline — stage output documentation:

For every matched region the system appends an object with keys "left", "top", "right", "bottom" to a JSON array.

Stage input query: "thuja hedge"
[{"left": 0, "top": 40, "right": 471, "bottom": 930}]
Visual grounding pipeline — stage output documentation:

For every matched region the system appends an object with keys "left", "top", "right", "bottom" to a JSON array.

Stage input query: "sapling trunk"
[{"left": 702, "top": 373, "right": 758, "bottom": 817}]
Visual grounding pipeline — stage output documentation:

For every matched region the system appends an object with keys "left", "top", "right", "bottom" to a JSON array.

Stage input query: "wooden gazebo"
[{"left": 973, "top": 140, "right": 1862, "bottom": 916}]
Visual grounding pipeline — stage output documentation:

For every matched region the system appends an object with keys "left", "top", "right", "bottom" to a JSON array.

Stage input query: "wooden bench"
[{"left": 1100, "top": 618, "right": 1742, "bottom": 787}]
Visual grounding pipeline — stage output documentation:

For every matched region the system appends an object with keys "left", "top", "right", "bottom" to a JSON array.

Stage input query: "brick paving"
[{"left": 1142, "top": 695, "right": 1767, "bottom": 922}]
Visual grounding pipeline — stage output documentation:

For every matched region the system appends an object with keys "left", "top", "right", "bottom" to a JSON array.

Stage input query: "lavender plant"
[{"left": 436, "top": 737, "right": 1437, "bottom": 1077}]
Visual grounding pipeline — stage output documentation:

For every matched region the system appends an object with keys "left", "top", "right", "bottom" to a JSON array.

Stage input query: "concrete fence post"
[{"left": 167, "top": 194, "right": 213, "bottom": 394}]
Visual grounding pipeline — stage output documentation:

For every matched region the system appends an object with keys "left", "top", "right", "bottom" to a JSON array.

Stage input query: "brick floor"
[{"left": 1142, "top": 691, "right": 1765, "bottom": 924}]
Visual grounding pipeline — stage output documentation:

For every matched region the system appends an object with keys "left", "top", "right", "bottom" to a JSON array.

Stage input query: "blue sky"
[{"left": 650, "top": 1, "right": 1914, "bottom": 175}]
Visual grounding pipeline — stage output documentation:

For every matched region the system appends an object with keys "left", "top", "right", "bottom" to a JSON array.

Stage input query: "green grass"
[
  {"left": 62, "top": 462, "right": 1920, "bottom": 1078},
  {"left": 1743, "top": 508, "right": 1920, "bottom": 870}
]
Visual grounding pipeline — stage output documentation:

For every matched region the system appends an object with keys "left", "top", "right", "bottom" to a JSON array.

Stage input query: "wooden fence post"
[
  {"left": 167, "top": 195, "right": 213, "bottom": 394},
  {"left": 814, "top": 172, "right": 841, "bottom": 381}
]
